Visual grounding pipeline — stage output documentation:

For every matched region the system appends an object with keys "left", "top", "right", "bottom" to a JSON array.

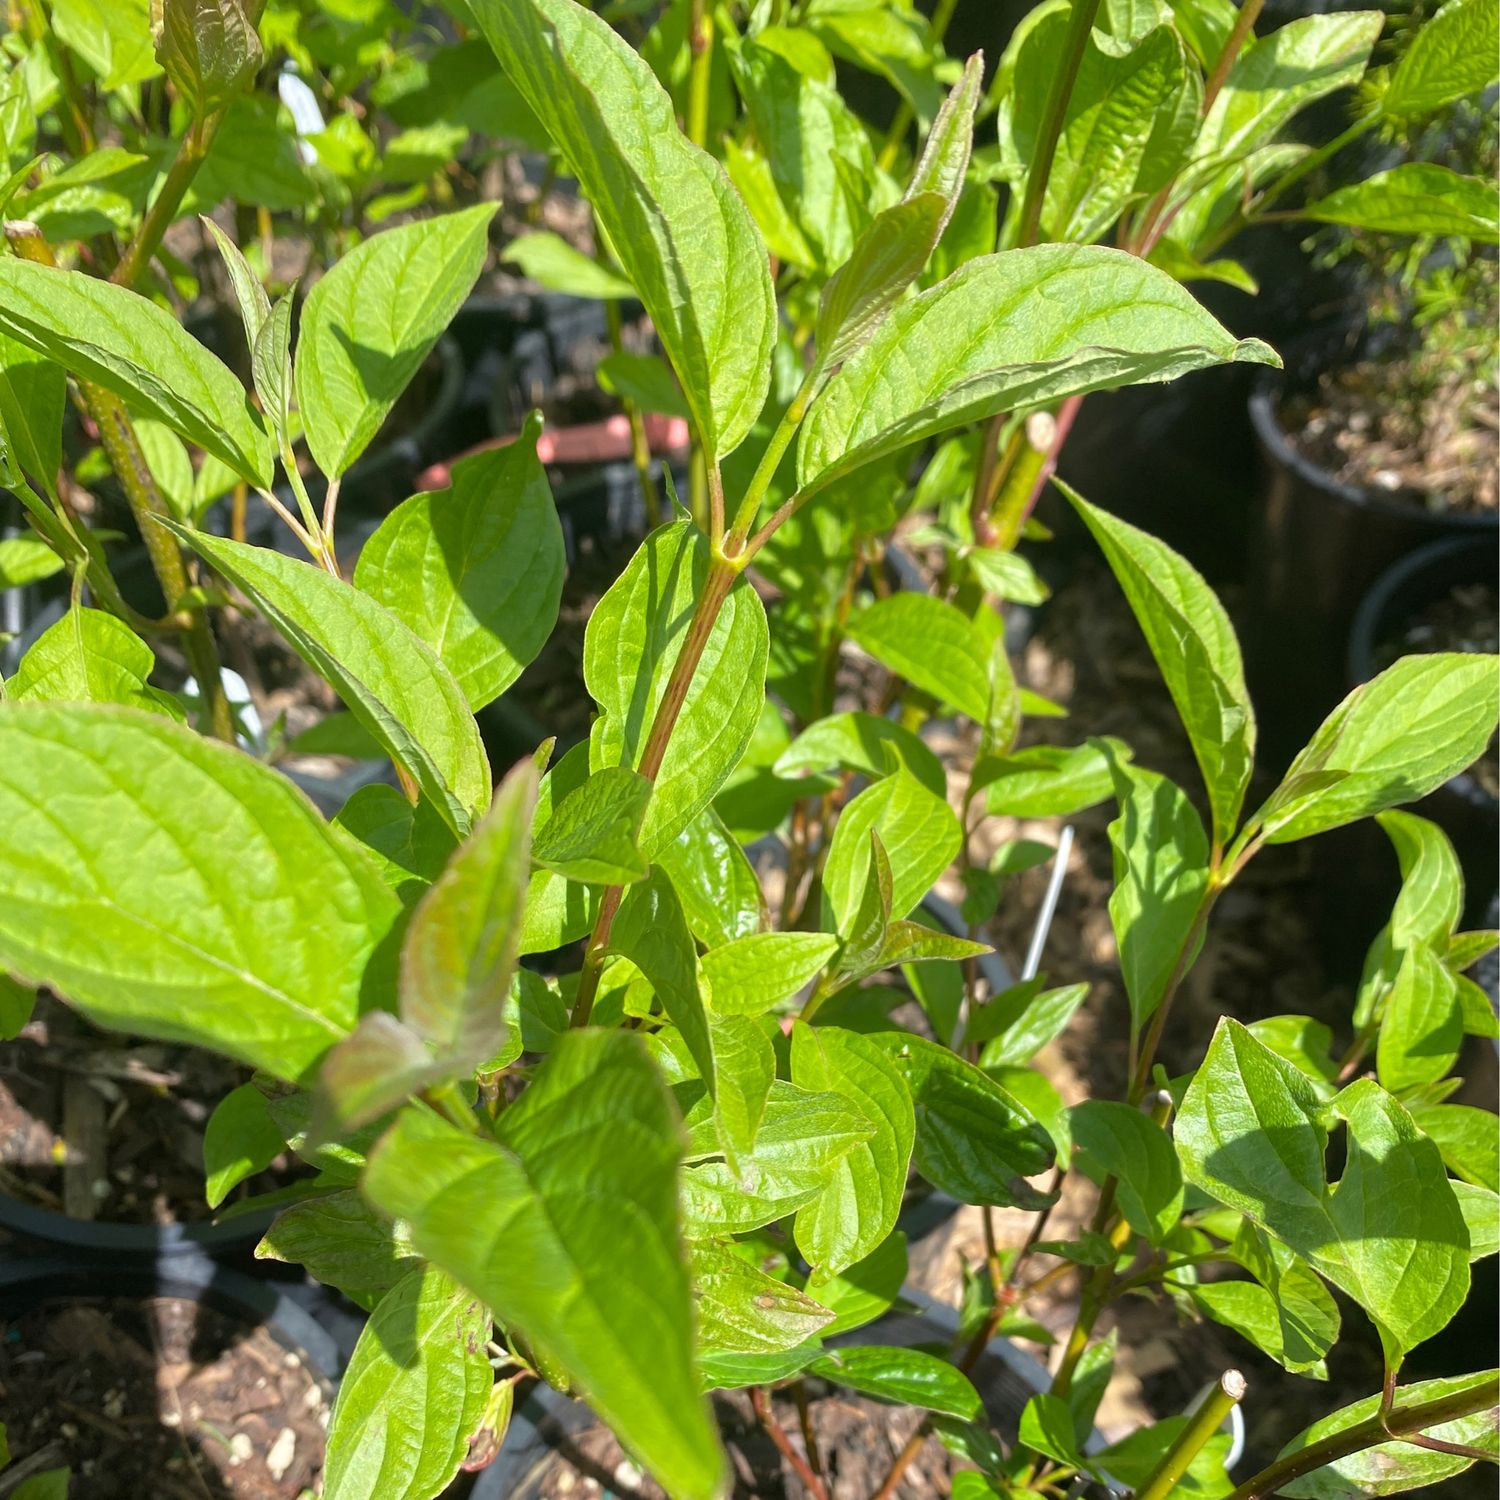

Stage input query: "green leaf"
[
  {"left": 1455, "top": 1183, "right": 1500, "bottom": 1259},
  {"left": 296, "top": 206, "right": 495, "bottom": 478},
  {"left": 1410, "top": 1103, "right": 1499, "bottom": 1191},
  {"left": 252, "top": 288, "right": 295, "bottom": 442},
  {"left": 203, "top": 1082, "right": 285, "bottom": 1209},
  {"left": 10, "top": 1470, "right": 71, "bottom": 1500},
  {"left": 656, "top": 807, "right": 766, "bottom": 948},
  {"left": 1302, "top": 163, "right": 1498, "bottom": 242},
  {"left": 399, "top": 758, "right": 535, "bottom": 1070},
  {"left": 1177, "top": 1019, "right": 1470, "bottom": 1359},
  {"left": 1061, "top": 484, "right": 1254, "bottom": 844},
  {"left": 502, "top": 231, "right": 635, "bottom": 298},
  {"left": 532, "top": 765, "right": 650, "bottom": 885},
  {"left": 1105, "top": 756, "right": 1211, "bottom": 1031},
  {"left": 816, "top": 1231, "right": 909, "bottom": 1336},
  {"left": 1018, "top": 1392, "right": 1085, "bottom": 1467},
  {"left": 586, "top": 521, "right": 768, "bottom": 852},
  {"left": 335, "top": 784, "right": 456, "bottom": 906},
  {"left": 1069, "top": 1099, "right": 1183, "bottom": 1243},
  {"left": 363, "top": 1032, "right": 728, "bottom": 1500},
  {"left": 613, "top": 868, "right": 714, "bottom": 1087},
  {"left": 52, "top": 0, "right": 158, "bottom": 87},
  {"left": 806, "top": 1346, "right": 982, "bottom": 1420},
  {"left": 467, "top": 0, "right": 773, "bottom": 461},
  {"left": 323, "top": 1265, "right": 493, "bottom": 1500},
  {"left": 0, "top": 973, "right": 36, "bottom": 1039},
  {"left": 1376, "top": 941, "right": 1461, "bottom": 1093},
  {"left": 709, "top": 1012, "right": 775, "bottom": 1169},
  {"left": 690, "top": 1243, "right": 834, "bottom": 1360},
  {"left": 1277, "top": 1370, "right": 1499, "bottom": 1497},
  {"left": 776, "top": 710, "right": 948, "bottom": 798},
  {"left": 701, "top": 932, "right": 840, "bottom": 1016},
  {"left": 1192, "top": 1242, "right": 1339, "bottom": 1377},
  {"left": 797, "top": 245, "right": 1277, "bottom": 493},
  {"left": 845, "top": 593, "right": 991, "bottom": 722},
  {"left": 0, "top": 702, "right": 399, "bottom": 1081},
  {"left": 980, "top": 738, "right": 1128, "bottom": 817},
  {"left": 168, "top": 527, "right": 490, "bottom": 838},
  {"left": 963, "top": 546, "right": 1051, "bottom": 605},
  {"left": 153, "top": 0, "right": 262, "bottom": 115},
  {"left": 1383, "top": 0, "right": 1499, "bottom": 118},
  {"left": 0, "top": 258, "right": 272, "bottom": 486},
  {"left": 874, "top": 1032, "right": 1057, "bottom": 1208},
  {"left": 976, "top": 983, "right": 1090, "bottom": 1067},
  {"left": 0, "top": 329, "right": 65, "bottom": 497},
  {"left": 790, "top": 1023, "right": 915, "bottom": 1278},
  {"left": 822, "top": 768, "right": 962, "bottom": 936},
  {"left": 681, "top": 1080, "right": 875, "bottom": 1233},
  {"left": 9, "top": 606, "right": 184, "bottom": 720},
  {"left": 1266, "top": 654, "right": 1500, "bottom": 842},
  {"left": 1094, "top": 1418, "right": 1233, "bottom": 1496},
  {"left": 257, "top": 1187, "right": 419, "bottom": 1299}
]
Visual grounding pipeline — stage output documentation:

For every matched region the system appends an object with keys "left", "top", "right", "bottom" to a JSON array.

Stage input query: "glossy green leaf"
[
  {"left": 51, "top": 0, "right": 158, "bottom": 88},
  {"left": 681, "top": 1080, "right": 875, "bottom": 1233},
  {"left": 790, "top": 1022, "right": 915, "bottom": 1278},
  {"left": 1302, "top": 163, "right": 1499, "bottom": 242},
  {"left": 1265, "top": 654, "right": 1500, "bottom": 842},
  {"left": 1177, "top": 1019, "right": 1470, "bottom": 1359},
  {"left": 1070, "top": 1099, "right": 1183, "bottom": 1243},
  {"left": 586, "top": 521, "right": 768, "bottom": 852},
  {"left": 1062, "top": 485, "right": 1254, "bottom": 844},
  {"left": 155, "top": 0, "right": 262, "bottom": 118},
  {"left": 806, "top": 1346, "right": 982, "bottom": 1420},
  {"left": 317, "top": 1010, "right": 444, "bottom": 1136},
  {"left": 690, "top": 1243, "right": 834, "bottom": 1360},
  {"left": 335, "top": 784, "right": 457, "bottom": 907},
  {"left": 9, "top": 607, "right": 184, "bottom": 720},
  {"left": 710, "top": 1012, "right": 775, "bottom": 1169},
  {"left": 323, "top": 1265, "right": 493, "bottom": 1500},
  {"left": 656, "top": 807, "right": 766, "bottom": 948},
  {"left": 0, "top": 258, "right": 272, "bottom": 486},
  {"left": 816, "top": 1231, "right": 909, "bottom": 1336},
  {"left": 0, "top": 703, "right": 399, "bottom": 1081},
  {"left": 874, "top": 1032, "right": 1056, "bottom": 1208},
  {"left": 975, "top": 983, "right": 1089, "bottom": 1069},
  {"left": 1411, "top": 1103, "right": 1499, "bottom": 1191},
  {"left": 1278, "top": 1370, "right": 1499, "bottom": 1497},
  {"left": 822, "top": 768, "right": 962, "bottom": 936},
  {"left": 256, "top": 1187, "right": 419, "bottom": 1298},
  {"left": 169, "top": 527, "right": 490, "bottom": 838},
  {"left": 1456, "top": 1183, "right": 1500, "bottom": 1259},
  {"left": 467, "top": 0, "right": 773, "bottom": 460},
  {"left": 297, "top": 206, "right": 495, "bottom": 478},
  {"left": 203, "top": 1082, "right": 285, "bottom": 1209},
  {"left": 797, "top": 245, "right": 1276, "bottom": 492},
  {"left": 1106, "top": 757, "right": 1211, "bottom": 1030},
  {"left": 1018, "top": 1392, "right": 1085, "bottom": 1467},
  {"left": 502, "top": 231, "right": 634, "bottom": 298},
  {"left": 1383, "top": 0, "right": 1499, "bottom": 118},
  {"left": 531, "top": 765, "right": 651, "bottom": 885},
  {"left": 701, "top": 932, "right": 840, "bottom": 1016},
  {"left": 980, "top": 738, "right": 1128, "bottom": 817},
  {"left": 845, "top": 593, "right": 991, "bottom": 723},
  {"left": 598, "top": 351, "right": 690, "bottom": 418},
  {"left": 363, "top": 1033, "right": 728, "bottom": 1500},
  {"left": 399, "top": 758, "right": 535, "bottom": 1072},
  {"left": 0, "top": 537, "right": 63, "bottom": 591},
  {"left": 1376, "top": 941, "right": 1461, "bottom": 1093},
  {"left": 776, "top": 710, "right": 948, "bottom": 798}
]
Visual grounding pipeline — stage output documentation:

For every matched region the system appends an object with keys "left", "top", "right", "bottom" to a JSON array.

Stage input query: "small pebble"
[
  {"left": 228, "top": 1432, "right": 253, "bottom": 1465},
  {"left": 614, "top": 1461, "right": 643, "bottom": 1489},
  {"left": 266, "top": 1426, "right": 297, "bottom": 1481}
]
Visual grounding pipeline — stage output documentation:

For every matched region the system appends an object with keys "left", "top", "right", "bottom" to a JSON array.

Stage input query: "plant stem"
[
  {"left": 687, "top": 0, "right": 714, "bottom": 149},
  {"left": 792, "top": 1381, "right": 825, "bottom": 1482},
  {"left": 1225, "top": 1376, "right": 1499, "bottom": 1500},
  {"left": 568, "top": 554, "right": 740, "bottom": 1028},
  {"left": 726, "top": 363, "right": 822, "bottom": 551},
  {"left": 113, "top": 113, "right": 222, "bottom": 290},
  {"left": 605, "top": 299, "right": 662, "bottom": 528},
  {"left": 1200, "top": 0, "right": 1265, "bottom": 117},
  {"left": 1136, "top": 1372, "right": 1247, "bottom": 1500},
  {"left": 1014, "top": 0, "right": 1103, "bottom": 249},
  {"left": 751, "top": 1386, "right": 828, "bottom": 1500}
]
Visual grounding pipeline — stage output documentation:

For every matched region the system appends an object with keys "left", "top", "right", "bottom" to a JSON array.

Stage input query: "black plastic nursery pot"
[
  {"left": 1244, "top": 349, "right": 1499, "bottom": 760},
  {"left": 1348, "top": 535, "right": 1499, "bottom": 931},
  {"left": 0, "top": 1250, "right": 349, "bottom": 1494},
  {"left": 469, "top": 1289, "right": 1114, "bottom": 1499}
]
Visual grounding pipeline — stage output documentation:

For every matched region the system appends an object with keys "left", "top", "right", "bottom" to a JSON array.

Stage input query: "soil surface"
[
  {"left": 0, "top": 1295, "right": 330, "bottom": 1498},
  {"left": 1282, "top": 358, "right": 1499, "bottom": 515},
  {"left": 517, "top": 1387, "right": 951, "bottom": 1499},
  {"left": 0, "top": 996, "right": 299, "bottom": 1227}
]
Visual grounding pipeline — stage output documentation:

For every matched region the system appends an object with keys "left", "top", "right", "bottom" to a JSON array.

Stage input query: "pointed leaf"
[
  {"left": 710, "top": 1013, "right": 775, "bottom": 1169},
  {"left": 806, "top": 1346, "right": 982, "bottom": 1420},
  {"left": 656, "top": 807, "right": 767, "bottom": 947},
  {"left": 296, "top": 206, "right": 496, "bottom": 478},
  {"left": 10, "top": 606, "right": 184, "bottom": 720},
  {"left": 204, "top": 1081, "right": 285, "bottom": 1209},
  {"left": 1383, "top": 0, "right": 1499, "bottom": 118},
  {"left": 690, "top": 1243, "right": 834, "bottom": 1360},
  {"left": 531, "top": 765, "right": 650, "bottom": 886},
  {"left": 776, "top": 711, "right": 948, "bottom": 799},
  {"left": 256, "top": 1188, "right": 420, "bottom": 1298},
  {"left": 465, "top": 0, "right": 773, "bottom": 460},
  {"left": 1302, "top": 163, "right": 1499, "bottom": 242},
  {"left": 502, "top": 231, "right": 635, "bottom": 298},
  {"left": 168, "top": 527, "right": 490, "bottom": 837},
  {"left": 845, "top": 594, "right": 991, "bottom": 723},
  {"left": 363, "top": 1032, "right": 728, "bottom": 1500},
  {"left": 1069, "top": 1099, "right": 1183, "bottom": 1243},
  {"left": 701, "top": 932, "right": 840, "bottom": 1017},
  {"left": 0, "top": 702, "right": 399, "bottom": 1080}
]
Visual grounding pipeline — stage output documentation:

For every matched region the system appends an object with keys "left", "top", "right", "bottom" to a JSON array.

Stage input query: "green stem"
[
  {"left": 1136, "top": 1373, "right": 1247, "bottom": 1500},
  {"left": 568, "top": 554, "right": 741, "bottom": 1029},
  {"left": 1014, "top": 0, "right": 1104, "bottom": 249},
  {"left": 1225, "top": 1377, "right": 1499, "bottom": 1500},
  {"left": 725, "top": 364, "right": 822, "bottom": 551},
  {"left": 113, "top": 112, "right": 222, "bottom": 290},
  {"left": 1200, "top": 0, "right": 1265, "bottom": 117},
  {"left": 686, "top": 0, "right": 714, "bottom": 150},
  {"left": 605, "top": 299, "right": 662, "bottom": 528}
]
